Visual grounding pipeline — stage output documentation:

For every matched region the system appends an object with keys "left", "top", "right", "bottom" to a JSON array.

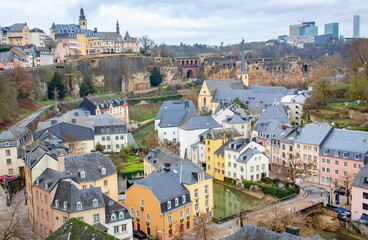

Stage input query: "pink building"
[
  {"left": 351, "top": 165, "right": 368, "bottom": 221},
  {"left": 319, "top": 129, "right": 368, "bottom": 189}
]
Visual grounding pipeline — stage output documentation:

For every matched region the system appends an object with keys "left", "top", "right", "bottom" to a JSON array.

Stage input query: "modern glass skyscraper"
[
  {"left": 353, "top": 15, "right": 360, "bottom": 38},
  {"left": 325, "top": 23, "right": 339, "bottom": 38}
]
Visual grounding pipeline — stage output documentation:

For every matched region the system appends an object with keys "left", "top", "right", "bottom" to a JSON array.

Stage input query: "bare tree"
[
  {"left": 0, "top": 199, "right": 28, "bottom": 240},
  {"left": 63, "top": 131, "right": 84, "bottom": 154},
  {"left": 281, "top": 153, "right": 315, "bottom": 185},
  {"left": 343, "top": 173, "right": 354, "bottom": 205},
  {"left": 193, "top": 213, "right": 214, "bottom": 240},
  {"left": 139, "top": 35, "right": 155, "bottom": 55}
]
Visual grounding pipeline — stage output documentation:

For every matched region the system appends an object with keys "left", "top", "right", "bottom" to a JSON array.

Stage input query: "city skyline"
[{"left": 0, "top": 0, "right": 367, "bottom": 45}]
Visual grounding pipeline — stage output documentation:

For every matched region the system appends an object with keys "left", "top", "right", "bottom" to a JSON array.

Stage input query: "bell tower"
[
  {"left": 79, "top": 7, "right": 87, "bottom": 30},
  {"left": 237, "top": 38, "right": 249, "bottom": 87},
  {"left": 116, "top": 20, "right": 120, "bottom": 34}
]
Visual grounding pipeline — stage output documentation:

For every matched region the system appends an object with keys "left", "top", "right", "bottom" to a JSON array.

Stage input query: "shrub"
[
  {"left": 224, "top": 177, "right": 236, "bottom": 186},
  {"left": 255, "top": 183, "right": 293, "bottom": 199},
  {"left": 243, "top": 180, "right": 253, "bottom": 189}
]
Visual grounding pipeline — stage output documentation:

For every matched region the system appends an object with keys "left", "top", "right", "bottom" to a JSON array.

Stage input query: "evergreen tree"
[
  {"left": 47, "top": 72, "right": 67, "bottom": 100},
  {"left": 79, "top": 75, "right": 96, "bottom": 97},
  {"left": 149, "top": 67, "right": 163, "bottom": 86}
]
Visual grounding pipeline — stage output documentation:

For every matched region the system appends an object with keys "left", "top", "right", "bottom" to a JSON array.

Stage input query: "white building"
[
  {"left": 224, "top": 138, "right": 268, "bottom": 181},
  {"left": 281, "top": 94, "right": 307, "bottom": 126},
  {"left": 29, "top": 28, "right": 46, "bottom": 47}
]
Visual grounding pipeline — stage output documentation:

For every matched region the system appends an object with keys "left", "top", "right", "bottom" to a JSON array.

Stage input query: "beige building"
[
  {"left": 0, "top": 126, "right": 32, "bottom": 176},
  {"left": 4, "top": 23, "right": 30, "bottom": 46},
  {"left": 281, "top": 94, "right": 307, "bottom": 126}
]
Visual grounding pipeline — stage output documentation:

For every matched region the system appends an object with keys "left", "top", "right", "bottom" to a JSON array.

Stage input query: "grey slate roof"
[
  {"left": 221, "top": 224, "right": 323, "bottom": 240},
  {"left": 79, "top": 97, "right": 128, "bottom": 115},
  {"left": 320, "top": 129, "right": 368, "bottom": 162},
  {"left": 253, "top": 105, "right": 289, "bottom": 132},
  {"left": 0, "top": 126, "right": 29, "bottom": 147},
  {"left": 159, "top": 110, "right": 193, "bottom": 128},
  {"left": 214, "top": 139, "right": 234, "bottom": 155},
  {"left": 223, "top": 114, "right": 251, "bottom": 124},
  {"left": 35, "top": 130, "right": 69, "bottom": 153},
  {"left": 155, "top": 100, "right": 197, "bottom": 120},
  {"left": 170, "top": 159, "right": 212, "bottom": 184},
  {"left": 202, "top": 128, "right": 241, "bottom": 140},
  {"left": 236, "top": 148, "right": 262, "bottom": 163},
  {"left": 144, "top": 147, "right": 183, "bottom": 172},
  {"left": 33, "top": 168, "right": 72, "bottom": 192},
  {"left": 34, "top": 111, "right": 94, "bottom": 141},
  {"left": 9, "top": 23, "right": 26, "bottom": 32},
  {"left": 258, "top": 123, "right": 298, "bottom": 144},
  {"left": 52, "top": 180, "right": 105, "bottom": 213},
  {"left": 294, "top": 123, "right": 333, "bottom": 145},
  {"left": 64, "top": 152, "right": 117, "bottom": 183},
  {"left": 179, "top": 116, "right": 221, "bottom": 130},
  {"left": 24, "top": 145, "right": 57, "bottom": 169},
  {"left": 352, "top": 165, "right": 368, "bottom": 189},
  {"left": 93, "top": 113, "right": 127, "bottom": 128},
  {"left": 103, "top": 194, "right": 131, "bottom": 224},
  {"left": 224, "top": 138, "right": 257, "bottom": 152},
  {"left": 204, "top": 78, "right": 245, "bottom": 95}
]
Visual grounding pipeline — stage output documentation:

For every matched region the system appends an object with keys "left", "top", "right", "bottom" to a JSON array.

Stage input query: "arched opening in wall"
[
  {"left": 90, "top": 59, "right": 97, "bottom": 70},
  {"left": 186, "top": 60, "right": 189, "bottom": 65},
  {"left": 195, "top": 60, "right": 198, "bottom": 65},
  {"left": 186, "top": 70, "right": 193, "bottom": 78},
  {"left": 182, "top": 61, "right": 185, "bottom": 65},
  {"left": 190, "top": 60, "right": 193, "bottom": 65}
]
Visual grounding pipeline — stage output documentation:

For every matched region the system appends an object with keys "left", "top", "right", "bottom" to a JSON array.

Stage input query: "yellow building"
[
  {"left": 6, "top": 23, "right": 30, "bottom": 46},
  {"left": 143, "top": 147, "right": 182, "bottom": 176},
  {"left": 126, "top": 149, "right": 214, "bottom": 239},
  {"left": 204, "top": 128, "right": 241, "bottom": 181},
  {"left": 76, "top": 33, "right": 87, "bottom": 55}
]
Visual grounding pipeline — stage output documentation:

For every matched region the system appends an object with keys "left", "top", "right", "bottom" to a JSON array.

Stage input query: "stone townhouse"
[
  {"left": 0, "top": 126, "right": 32, "bottom": 176},
  {"left": 319, "top": 129, "right": 368, "bottom": 188},
  {"left": 224, "top": 138, "right": 267, "bottom": 182}
]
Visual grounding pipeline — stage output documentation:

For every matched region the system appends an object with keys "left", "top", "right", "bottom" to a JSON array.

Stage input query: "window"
[
  {"left": 363, "top": 192, "right": 368, "bottom": 200},
  {"left": 240, "top": 166, "right": 244, "bottom": 172},
  {"left": 175, "top": 198, "right": 179, "bottom": 206},
  {"left": 354, "top": 163, "right": 357, "bottom": 168},
  {"left": 130, "top": 208, "right": 134, "bottom": 217},
  {"left": 262, "top": 164, "right": 265, "bottom": 170},
  {"left": 233, "top": 163, "right": 237, "bottom": 168},
  {"left": 106, "top": 136, "right": 110, "bottom": 140},
  {"left": 335, "top": 170, "right": 339, "bottom": 175},
  {"left": 322, "top": 158, "right": 326, "bottom": 164},
  {"left": 140, "top": 198, "right": 144, "bottom": 207},
  {"left": 326, "top": 168, "right": 330, "bottom": 173},
  {"left": 121, "top": 224, "right": 127, "bottom": 232},
  {"left": 205, "top": 199, "right": 209, "bottom": 208},
  {"left": 111, "top": 213, "right": 116, "bottom": 220},
  {"left": 8, "top": 169, "right": 13, "bottom": 174},
  {"left": 363, "top": 203, "right": 368, "bottom": 210},
  {"left": 179, "top": 210, "right": 183, "bottom": 219},
  {"left": 195, "top": 203, "right": 199, "bottom": 212},
  {"left": 314, "top": 147, "right": 317, "bottom": 152},
  {"left": 303, "top": 145, "right": 307, "bottom": 150},
  {"left": 93, "top": 199, "right": 98, "bottom": 207},
  {"left": 6, "top": 159, "right": 11, "bottom": 165},
  {"left": 334, "top": 151, "right": 339, "bottom": 157},
  {"left": 308, "top": 146, "right": 311, "bottom": 151},
  {"left": 81, "top": 143, "right": 87, "bottom": 149},
  {"left": 94, "top": 214, "right": 100, "bottom": 223},
  {"left": 343, "top": 152, "right": 348, "bottom": 158},
  {"left": 250, "top": 166, "right": 254, "bottom": 172},
  {"left": 326, "top": 159, "right": 330, "bottom": 164},
  {"left": 182, "top": 195, "right": 186, "bottom": 203},
  {"left": 115, "top": 136, "right": 119, "bottom": 140},
  {"left": 297, "top": 144, "right": 300, "bottom": 149},
  {"left": 198, "top": 172, "right": 204, "bottom": 181},
  {"left": 322, "top": 177, "right": 325, "bottom": 183},
  {"left": 64, "top": 217, "right": 68, "bottom": 223},
  {"left": 146, "top": 213, "right": 150, "bottom": 222},
  {"left": 335, "top": 160, "right": 339, "bottom": 166},
  {"left": 313, "top": 156, "right": 317, "bottom": 161},
  {"left": 136, "top": 210, "right": 140, "bottom": 218},
  {"left": 359, "top": 164, "right": 362, "bottom": 169},
  {"left": 63, "top": 201, "right": 68, "bottom": 209},
  {"left": 80, "top": 171, "right": 86, "bottom": 178},
  {"left": 251, "top": 175, "right": 254, "bottom": 180},
  {"left": 102, "top": 136, "right": 105, "bottom": 141},
  {"left": 355, "top": 153, "right": 361, "bottom": 160},
  {"left": 186, "top": 207, "right": 190, "bottom": 216},
  {"left": 76, "top": 202, "right": 82, "bottom": 210},
  {"left": 120, "top": 135, "right": 124, "bottom": 139},
  {"left": 103, "top": 180, "right": 108, "bottom": 187},
  {"left": 228, "top": 162, "right": 231, "bottom": 167},
  {"left": 114, "top": 226, "right": 119, "bottom": 234},
  {"left": 82, "top": 185, "right": 87, "bottom": 189},
  {"left": 37, "top": 207, "right": 40, "bottom": 216},
  {"left": 256, "top": 165, "right": 260, "bottom": 171},
  {"left": 5, "top": 150, "right": 10, "bottom": 156},
  {"left": 322, "top": 167, "right": 325, "bottom": 172},
  {"left": 344, "top": 171, "right": 347, "bottom": 177},
  {"left": 194, "top": 189, "right": 198, "bottom": 198},
  {"left": 55, "top": 200, "right": 59, "bottom": 207},
  {"left": 168, "top": 215, "right": 172, "bottom": 224},
  {"left": 167, "top": 201, "right": 171, "bottom": 209}
]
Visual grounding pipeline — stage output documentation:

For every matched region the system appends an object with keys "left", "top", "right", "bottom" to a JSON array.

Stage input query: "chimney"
[
  {"left": 163, "top": 163, "right": 171, "bottom": 172},
  {"left": 58, "top": 154, "right": 65, "bottom": 172},
  {"left": 184, "top": 101, "right": 189, "bottom": 109}
]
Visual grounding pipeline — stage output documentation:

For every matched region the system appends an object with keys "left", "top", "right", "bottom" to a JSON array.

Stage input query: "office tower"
[
  {"left": 353, "top": 15, "right": 360, "bottom": 38},
  {"left": 325, "top": 23, "right": 339, "bottom": 38}
]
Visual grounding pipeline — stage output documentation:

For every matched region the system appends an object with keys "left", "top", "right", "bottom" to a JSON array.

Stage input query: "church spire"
[
  {"left": 79, "top": 7, "right": 86, "bottom": 20},
  {"left": 116, "top": 20, "right": 120, "bottom": 34},
  {"left": 240, "top": 38, "right": 247, "bottom": 74}
]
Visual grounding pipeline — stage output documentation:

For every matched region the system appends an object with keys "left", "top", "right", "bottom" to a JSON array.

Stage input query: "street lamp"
[{"left": 226, "top": 189, "right": 239, "bottom": 228}]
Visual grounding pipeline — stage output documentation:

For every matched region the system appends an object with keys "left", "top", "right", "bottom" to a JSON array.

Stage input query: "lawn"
[
  {"left": 132, "top": 120, "right": 155, "bottom": 145},
  {"left": 129, "top": 103, "right": 161, "bottom": 122},
  {"left": 124, "top": 163, "right": 144, "bottom": 172}
]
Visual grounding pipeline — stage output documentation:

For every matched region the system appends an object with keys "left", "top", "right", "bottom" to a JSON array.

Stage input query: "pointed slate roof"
[{"left": 179, "top": 116, "right": 221, "bottom": 130}]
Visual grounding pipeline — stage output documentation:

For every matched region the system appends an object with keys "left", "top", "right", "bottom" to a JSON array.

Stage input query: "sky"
[{"left": 0, "top": 0, "right": 367, "bottom": 45}]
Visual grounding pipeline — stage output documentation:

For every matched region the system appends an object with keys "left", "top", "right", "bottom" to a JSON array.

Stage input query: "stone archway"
[{"left": 186, "top": 70, "right": 193, "bottom": 78}]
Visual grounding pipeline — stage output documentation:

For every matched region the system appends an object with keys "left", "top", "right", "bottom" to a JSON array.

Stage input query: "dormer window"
[
  {"left": 343, "top": 152, "right": 349, "bottom": 158},
  {"left": 63, "top": 201, "right": 68, "bottom": 209},
  {"left": 111, "top": 213, "right": 116, "bottom": 220},
  {"left": 100, "top": 167, "right": 106, "bottom": 175},
  {"left": 364, "top": 177, "right": 368, "bottom": 184},
  {"left": 93, "top": 199, "right": 98, "bottom": 207},
  {"left": 355, "top": 153, "right": 361, "bottom": 160},
  {"left": 80, "top": 171, "right": 86, "bottom": 178},
  {"left": 167, "top": 201, "right": 171, "bottom": 209},
  {"left": 334, "top": 151, "right": 339, "bottom": 157},
  {"left": 55, "top": 200, "right": 59, "bottom": 207},
  {"left": 175, "top": 198, "right": 179, "bottom": 207},
  {"left": 36, "top": 178, "right": 40, "bottom": 186},
  {"left": 76, "top": 202, "right": 82, "bottom": 210},
  {"left": 182, "top": 195, "right": 186, "bottom": 204},
  {"left": 119, "top": 212, "right": 124, "bottom": 219},
  {"left": 198, "top": 172, "right": 204, "bottom": 181},
  {"left": 323, "top": 149, "right": 328, "bottom": 155}
]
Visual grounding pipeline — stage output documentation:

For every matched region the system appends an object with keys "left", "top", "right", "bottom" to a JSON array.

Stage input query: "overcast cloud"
[{"left": 0, "top": 0, "right": 367, "bottom": 45}]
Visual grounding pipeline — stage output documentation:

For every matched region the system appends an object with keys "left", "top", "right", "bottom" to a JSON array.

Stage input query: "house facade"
[{"left": 351, "top": 165, "right": 368, "bottom": 221}]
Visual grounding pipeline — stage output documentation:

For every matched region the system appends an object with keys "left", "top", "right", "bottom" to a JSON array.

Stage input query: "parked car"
[
  {"left": 338, "top": 212, "right": 351, "bottom": 221},
  {"left": 334, "top": 188, "right": 347, "bottom": 195},
  {"left": 133, "top": 230, "right": 147, "bottom": 239}
]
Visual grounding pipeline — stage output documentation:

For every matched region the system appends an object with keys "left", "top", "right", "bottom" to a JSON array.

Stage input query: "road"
[{"left": 13, "top": 104, "right": 52, "bottom": 129}]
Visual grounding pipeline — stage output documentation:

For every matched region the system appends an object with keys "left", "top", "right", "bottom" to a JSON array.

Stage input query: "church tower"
[
  {"left": 116, "top": 20, "right": 120, "bottom": 34},
  {"left": 237, "top": 38, "right": 249, "bottom": 86},
  {"left": 79, "top": 7, "right": 87, "bottom": 30}
]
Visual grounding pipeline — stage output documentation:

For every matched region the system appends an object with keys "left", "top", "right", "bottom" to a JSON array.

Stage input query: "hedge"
[
  {"left": 224, "top": 177, "right": 236, "bottom": 186},
  {"left": 243, "top": 180, "right": 253, "bottom": 189},
  {"left": 254, "top": 183, "right": 293, "bottom": 199}
]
